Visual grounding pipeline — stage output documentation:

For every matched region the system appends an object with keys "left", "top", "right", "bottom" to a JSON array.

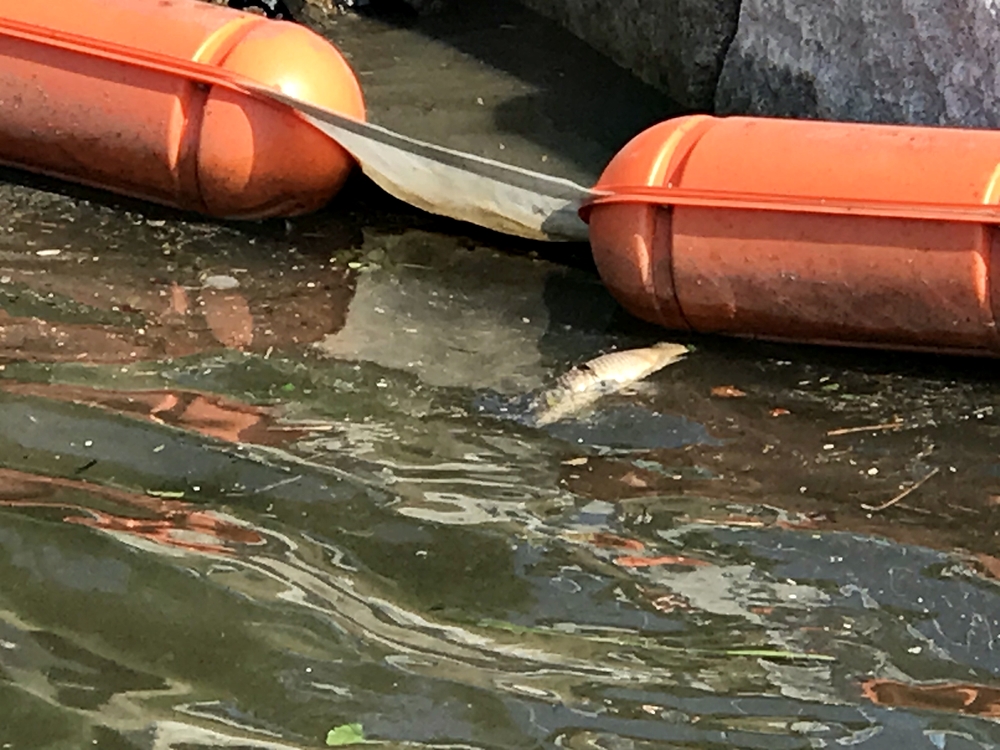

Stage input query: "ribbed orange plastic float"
[
  {"left": 0, "top": 0, "right": 365, "bottom": 219},
  {"left": 582, "top": 116, "right": 1000, "bottom": 356}
]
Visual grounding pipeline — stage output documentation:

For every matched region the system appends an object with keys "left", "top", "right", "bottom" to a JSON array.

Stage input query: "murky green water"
[{"left": 2, "top": 165, "right": 1000, "bottom": 750}]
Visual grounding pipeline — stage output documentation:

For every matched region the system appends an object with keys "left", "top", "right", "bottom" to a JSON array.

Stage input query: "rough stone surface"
[
  {"left": 716, "top": 0, "right": 1000, "bottom": 127},
  {"left": 516, "top": 0, "right": 741, "bottom": 112}
]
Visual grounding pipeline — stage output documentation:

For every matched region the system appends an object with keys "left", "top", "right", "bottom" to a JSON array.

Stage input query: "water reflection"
[
  {"left": 0, "top": 468, "right": 265, "bottom": 556},
  {"left": 0, "top": 201, "right": 358, "bottom": 364},
  {"left": 863, "top": 680, "right": 1000, "bottom": 719},
  {"left": 2, "top": 182, "right": 1000, "bottom": 748},
  {"left": 0, "top": 382, "right": 326, "bottom": 447},
  {"left": 0, "top": 263, "right": 355, "bottom": 361},
  {"left": 0, "top": 462, "right": 899, "bottom": 750}
]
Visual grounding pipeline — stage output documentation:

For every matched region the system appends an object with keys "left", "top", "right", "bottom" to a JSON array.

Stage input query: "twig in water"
[
  {"left": 827, "top": 421, "right": 904, "bottom": 436},
  {"left": 861, "top": 467, "right": 940, "bottom": 512},
  {"left": 893, "top": 503, "right": 933, "bottom": 515}
]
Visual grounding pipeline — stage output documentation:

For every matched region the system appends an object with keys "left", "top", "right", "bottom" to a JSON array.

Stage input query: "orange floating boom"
[
  {"left": 582, "top": 115, "right": 1000, "bottom": 357},
  {"left": 0, "top": 0, "right": 365, "bottom": 219}
]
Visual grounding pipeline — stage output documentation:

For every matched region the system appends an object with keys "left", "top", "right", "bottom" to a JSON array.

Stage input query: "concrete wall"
[
  {"left": 716, "top": 0, "right": 1000, "bottom": 128},
  {"left": 515, "top": 0, "right": 1000, "bottom": 128},
  {"left": 516, "top": 0, "right": 740, "bottom": 113}
]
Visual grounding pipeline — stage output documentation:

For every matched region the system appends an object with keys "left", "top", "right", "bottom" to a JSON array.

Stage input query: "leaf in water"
[
  {"left": 326, "top": 723, "right": 367, "bottom": 746},
  {"left": 565, "top": 531, "right": 645, "bottom": 551},
  {"left": 281, "top": 382, "right": 296, "bottom": 392}
]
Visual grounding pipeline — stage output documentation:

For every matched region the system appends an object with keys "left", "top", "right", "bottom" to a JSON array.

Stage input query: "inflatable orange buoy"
[
  {"left": 582, "top": 115, "right": 1000, "bottom": 357},
  {"left": 0, "top": 0, "right": 365, "bottom": 219}
]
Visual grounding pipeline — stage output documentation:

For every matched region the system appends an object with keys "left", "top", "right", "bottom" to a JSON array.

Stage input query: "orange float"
[
  {"left": 581, "top": 116, "right": 1000, "bottom": 356},
  {"left": 0, "top": 0, "right": 366, "bottom": 219}
]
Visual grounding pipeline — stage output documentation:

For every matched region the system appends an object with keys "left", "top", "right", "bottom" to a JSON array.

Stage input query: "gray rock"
[
  {"left": 716, "top": 0, "right": 1000, "bottom": 127},
  {"left": 518, "top": 0, "right": 741, "bottom": 112}
]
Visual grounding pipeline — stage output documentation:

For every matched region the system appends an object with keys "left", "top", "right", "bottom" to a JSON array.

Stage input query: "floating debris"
[
  {"left": 565, "top": 531, "right": 645, "bottom": 551},
  {"left": 531, "top": 342, "right": 687, "bottom": 426},
  {"left": 201, "top": 274, "right": 241, "bottom": 290},
  {"left": 614, "top": 554, "right": 710, "bottom": 568},
  {"left": 711, "top": 385, "right": 746, "bottom": 398},
  {"left": 326, "top": 723, "right": 368, "bottom": 747},
  {"left": 862, "top": 466, "right": 940, "bottom": 512},
  {"left": 827, "top": 419, "right": 904, "bottom": 436}
]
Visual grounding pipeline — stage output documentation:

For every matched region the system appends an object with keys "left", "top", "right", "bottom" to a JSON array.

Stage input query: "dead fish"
[{"left": 531, "top": 341, "right": 688, "bottom": 427}]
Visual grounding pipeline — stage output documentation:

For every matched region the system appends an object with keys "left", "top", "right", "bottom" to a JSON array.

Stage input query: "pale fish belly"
[{"left": 532, "top": 342, "right": 688, "bottom": 427}]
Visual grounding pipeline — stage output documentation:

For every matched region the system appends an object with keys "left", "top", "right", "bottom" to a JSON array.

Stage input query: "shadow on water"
[{"left": 293, "top": 0, "right": 684, "bottom": 185}]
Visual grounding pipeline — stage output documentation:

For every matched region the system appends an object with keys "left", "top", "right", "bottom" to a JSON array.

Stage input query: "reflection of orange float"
[
  {"left": 0, "top": 0, "right": 365, "bottom": 218},
  {"left": 582, "top": 116, "right": 1000, "bottom": 356}
]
